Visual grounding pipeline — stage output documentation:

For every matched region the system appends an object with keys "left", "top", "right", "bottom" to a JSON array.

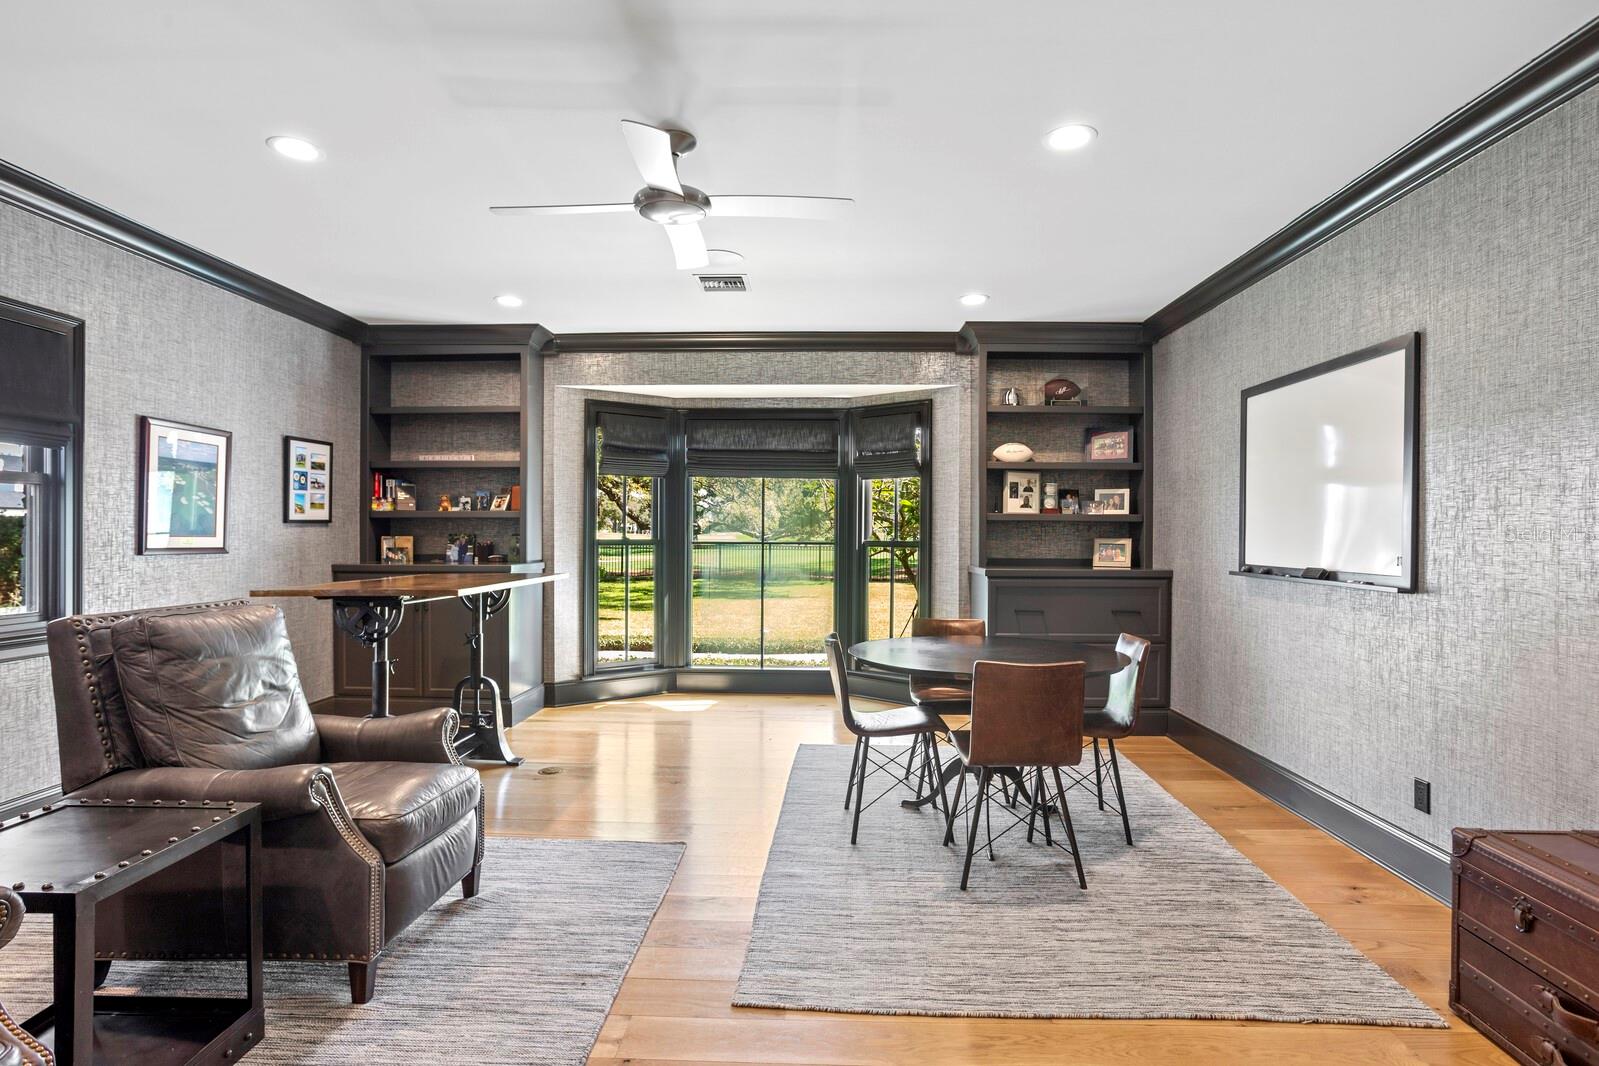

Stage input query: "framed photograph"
[
  {"left": 1062, "top": 488, "right": 1081, "bottom": 514},
  {"left": 490, "top": 493, "right": 512, "bottom": 511},
  {"left": 1086, "top": 428, "right": 1133, "bottom": 462},
  {"left": 379, "top": 534, "right": 414, "bottom": 565},
  {"left": 1002, "top": 471, "right": 1040, "bottom": 514},
  {"left": 137, "top": 416, "right": 231, "bottom": 554},
  {"left": 1092, "top": 537, "right": 1134, "bottom": 569},
  {"left": 284, "top": 436, "right": 333, "bottom": 523},
  {"left": 1093, "top": 488, "right": 1131, "bottom": 515}
]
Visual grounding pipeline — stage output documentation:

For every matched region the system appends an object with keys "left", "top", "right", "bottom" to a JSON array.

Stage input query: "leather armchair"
[
  {"left": 0, "top": 887, "right": 52, "bottom": 1065},
  {"left": 46, "top": 601, "right": 485, "bottom": 1004}
]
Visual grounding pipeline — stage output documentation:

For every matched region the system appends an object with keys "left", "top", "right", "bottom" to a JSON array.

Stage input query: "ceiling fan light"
[
  {"left": 267, "top": 135, "right": 323, "bottom": 161},
  {"left": 707, "top": 249, "right": 744, "bottom": 266},
  {"left": 1044, "top": 124, "right": 1097, "bottom": 152},
  {"left": 494, "top": 294, "right": 524, "bottom": 308},
  {"left": 959, "top": 292, "right": 989, "bottom": 307}
]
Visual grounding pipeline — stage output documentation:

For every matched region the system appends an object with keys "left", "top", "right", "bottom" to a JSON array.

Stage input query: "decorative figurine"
[
  {"left": 1002, "top": 386, "right": 1020, "bottom": 406},
  {"left": 1043, "top": 377, "right": 1083, "bottom": 405}
]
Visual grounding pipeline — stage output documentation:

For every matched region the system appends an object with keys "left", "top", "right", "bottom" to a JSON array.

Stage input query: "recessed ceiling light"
[
  {"left": 494, "top": 294, "right": 524, "bottom": 308},
  {"left": 707, "top": 248, "right": 745, "bottom": 267},
  {"left": 959, "top": 292, "right": 989, "bottom": 307},
  {"left": 266, "top": 135, "right": 323, "bottom": 162},
  {"left": 1044, "top": 124, "right": 1097, "bottom": 152}
]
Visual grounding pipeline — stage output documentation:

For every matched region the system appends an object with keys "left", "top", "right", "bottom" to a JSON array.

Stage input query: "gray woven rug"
[
  {"left": 734, "top": 744, "right": 1443, "bottom": 1027},
  {"left": 0, "top": 837, "right": 683, "bottom": 1064}
]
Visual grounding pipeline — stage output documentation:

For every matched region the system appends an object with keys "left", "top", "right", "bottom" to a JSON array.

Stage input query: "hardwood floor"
[{"left": 479, "top": 693, "right": 1506, "bottom": 1065}]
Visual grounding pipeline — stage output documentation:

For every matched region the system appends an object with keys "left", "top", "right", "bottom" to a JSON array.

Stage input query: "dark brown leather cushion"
[
  {"left": 110, "top": 605, "right": 320, "bottom": 770},
  {"left": 909, "top": 677, "right": 973, "bottom": 706},
  {"left": 329, "top": 762, "right": 481, "bottom": 864}
]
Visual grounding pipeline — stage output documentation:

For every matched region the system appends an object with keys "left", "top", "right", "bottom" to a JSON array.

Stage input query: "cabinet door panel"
[
  {"left": 988, "top": 579, "right": 1168, "bottom": 642},
  {"left": 332, "top": 613, "right": 422, "bottom": 698},
  {"left": 420, "top": 599, "right": 511, "bottom": 702}
]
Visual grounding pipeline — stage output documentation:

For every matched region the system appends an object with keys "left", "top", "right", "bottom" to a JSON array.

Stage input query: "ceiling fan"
[{"left": 490, "top": 120, "right": 853, "bottom": 270}]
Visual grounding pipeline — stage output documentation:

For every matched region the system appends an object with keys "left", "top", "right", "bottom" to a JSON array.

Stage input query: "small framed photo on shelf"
[
  {"left": 490, "top": 494, "right": 512, "bottom": 511},
  {"left": 1093, "top": 488, "right": 1131, "bottom": 515},
  {"left": 1085, "top": 428, "right": 1133, "bottom": 462},
  {"left": 379, "top": 535, "right": 414, "bottom": 565},
  {"left": 137, "top": 416, "right": 231, "bottom": 554},
  {"left": 1062, "top": 488, "right": 1081, "bottom": 514},
  {"left": 1002, "top": 471, "right": 1041, "bottom": 514},
  {"left": 1092, "top": 537, "right": 1134, "bottom": 569},
  {"left": 284, "top": 436, "right": 333, "bottom": 524}
]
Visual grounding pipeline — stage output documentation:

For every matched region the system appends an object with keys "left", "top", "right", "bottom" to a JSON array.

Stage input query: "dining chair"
[
  {"left": 1055, "top": 632, "right": 1149, "bottom": 845},
  {"left": 907, "top": 616, "right": 986, "bottom": 710},
  {"left": 825, "top": 634, "right": 951, "bottom": 844},
  {"left": 941, "top": 659, "right": 1087, "bottom": 891}
]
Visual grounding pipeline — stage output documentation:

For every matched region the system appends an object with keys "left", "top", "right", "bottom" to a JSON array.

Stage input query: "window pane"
[
  {"left": 866, "top": 545, "right": 919, "bottom": 640},
  {"left": 621, "top": 543, "right": 655, "bottom": 662},
  {"left": 626, "top": 476, "right": 652, "bottom": 537},
  {"left": 595, "top": 544, "right": 626, "bottom": 664},
  {"left": 692, "top": 477, "right": 762, "bottom": 666},
  {"left": 596, "top": 473, "right": 626, "bottom": 539},
  {"left": 0, "top": 484, "right": 28, "bottom": 616},
  {"left": 867, "top": 479, "right": 895, "bottom": 541},
  {"left": 896, "top": 477, "right": 921, "bottom": 542},
  {"left": 763, "top": 479, "right": 833, "bottom": 667}
]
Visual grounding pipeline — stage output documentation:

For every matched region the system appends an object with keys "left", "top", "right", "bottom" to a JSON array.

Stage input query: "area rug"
[
  {"left": 734, "top": 744, "right": 1443, "bottom": 1027},
  {"left": 0, "top": 837, "right": 683, "bottom": 1064}
]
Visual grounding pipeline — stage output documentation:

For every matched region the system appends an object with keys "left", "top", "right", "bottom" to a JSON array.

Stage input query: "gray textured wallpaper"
[
  {"left": 1154, "top": 86, "right": 1599, "bottom": 849},
  {"left": 0, "top": 201, "right": 359, "bottom": 802},
  {"left": 543, "top": 350, "right": 976, "bottom": 681}
]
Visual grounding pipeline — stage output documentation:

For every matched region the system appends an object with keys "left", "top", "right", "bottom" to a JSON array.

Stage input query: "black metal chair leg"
[
  {"left": 1026, "top": 768, "right": 1041, "bottom": 843},
  {"left": 850, "top": 737, "right": 870, "bottom": 844},
  {"left": 1093, "top": 738, "right": 1105, "bottom": 810},
  {"left": 1108, "top": 738, "right": 1133, "bottom": 845},
  {"left": 960, "top": 769, "right": 991, "bottom": 890},
  {"left": 844, "top": 736, "right": 862, "bottom": 810},
  {"left": 943, "top": 769, "right": 967, "bottom": 846},
  {"left": 1038, "top": 767, "right": 1054, "bottom": 846},
  {"left": 1052, "top": 767, "right": 1088, "bottom": 890},
  {"left": 984, "top": 776, "right": 996, "bottom": 861},
  {"left": 927, "top": 734, "right": 950, "bottom": 815}
]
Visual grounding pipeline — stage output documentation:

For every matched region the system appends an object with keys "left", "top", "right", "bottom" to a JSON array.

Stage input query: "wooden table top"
[
  {"left": 251, "top": 571, "right": 567, "bottom": 603},
  {"left": 848, "top": 635, "right": 1126, "bottom": 680}
]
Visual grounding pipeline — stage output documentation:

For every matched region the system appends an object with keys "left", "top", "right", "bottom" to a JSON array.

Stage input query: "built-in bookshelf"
[
  {"left": 966, "top": 324, "right": 1154, "bottom": 570},
  {"left": 360, "top": 326, "right": 548, "bottom": 566}
]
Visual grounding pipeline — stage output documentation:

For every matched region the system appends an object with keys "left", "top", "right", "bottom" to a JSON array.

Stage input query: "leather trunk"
[{"left": 1451, "top": 829, "right": 1599, "bottom": 1066}]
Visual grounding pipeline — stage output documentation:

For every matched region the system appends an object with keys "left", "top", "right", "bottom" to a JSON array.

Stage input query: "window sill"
[{"left": 0, "top": 633, "right": 48, "bottom": 664}]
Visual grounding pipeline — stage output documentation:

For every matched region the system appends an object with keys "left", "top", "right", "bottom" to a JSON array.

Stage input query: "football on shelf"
[{"left": 991, "top": 442, "right": 1034, "bottom": 463}]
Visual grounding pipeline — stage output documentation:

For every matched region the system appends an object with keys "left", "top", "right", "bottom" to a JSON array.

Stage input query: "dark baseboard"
[
  {"left": 1, "top": 784, "right": 64, "bottom": 820},
  {"left": 1166, "top": 709, "right": 1450, "bottom": 902}
]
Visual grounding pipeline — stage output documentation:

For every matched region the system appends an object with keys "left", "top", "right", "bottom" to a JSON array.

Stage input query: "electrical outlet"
[{"left": 1413, "top": 778, "right": 1432, "bottom": 814}]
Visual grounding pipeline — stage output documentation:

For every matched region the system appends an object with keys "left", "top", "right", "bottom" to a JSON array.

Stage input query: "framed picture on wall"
[
  {"left": 137, "top": 416, "right": 231, "bottom": 554},
  {"left": 284, "top": 436, "right": 333, "bottom": 523}
]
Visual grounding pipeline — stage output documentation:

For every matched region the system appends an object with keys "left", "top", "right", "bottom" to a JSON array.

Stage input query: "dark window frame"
[
  {"left": 583, "top": 398, "right": 931, "bottom": 679},
  {"left": 0, "top": 295, "right": 84, "bottom": 662}
]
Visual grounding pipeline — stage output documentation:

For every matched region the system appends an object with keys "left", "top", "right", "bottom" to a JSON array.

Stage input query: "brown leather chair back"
[
  {"left": 1, "top": 886, "right": 54, "bottom": 1064},
  {"left": 46, "top": 601, "right": 250, "bottom": 793},
  {"left": 911, "top": 617, "right": 986, "bottom": 638},
  {"left": 823, "top": 633, "right": 869, "bottom": 738},
  {"left": 967, "top": 659, "right": 1085, "bottom": 768},
  {"left": 1098, "top": 633, "right": 1151, "bottom": 736}
]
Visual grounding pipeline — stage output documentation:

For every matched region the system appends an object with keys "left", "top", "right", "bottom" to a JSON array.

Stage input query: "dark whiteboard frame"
[{"left": 1235, "top": 332, "right": 1421, "bottom": 593}]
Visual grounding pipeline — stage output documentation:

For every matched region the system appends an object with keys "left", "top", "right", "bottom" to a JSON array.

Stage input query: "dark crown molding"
[
  {"left": 544, "top": 331, "right": 965, "bottom": 354},
  {"left": 1144, "top": 15, "right": 1599, "bottom": 341},
  {"left": 0, "top": 157, "right": 365, "bottom": 341},
  {"left": 363, "top": 323, "right": 551, "bottom": 349},
  {"left": 961, "top": 321, "right": 1147, "bottom": 352}
]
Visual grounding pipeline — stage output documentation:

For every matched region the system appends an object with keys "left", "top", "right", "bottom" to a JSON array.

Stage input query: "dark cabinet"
[
  {"left": 328, "top": 563, "right": 545, "bottom": 723},
  {"left": 970, "top": 566, "right": 1172, "bottom": 718}
]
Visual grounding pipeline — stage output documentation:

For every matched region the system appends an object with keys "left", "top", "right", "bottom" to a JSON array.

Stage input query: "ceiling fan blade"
[
  {"left": 708, "top": 195, "right": 853, "bottom": 220},
  {"left": 621, "top": 119, "right": 683, "bottom": 194},
  {"left": 490, "top": 203, "right": 634, "bottom": 216},
  {"left": 664, "top": 222, "right": 708, "bottom": 270}
]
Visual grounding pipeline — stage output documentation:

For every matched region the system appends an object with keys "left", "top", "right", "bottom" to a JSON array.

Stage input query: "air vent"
[{"left": 697, "top": 274, "right": 747, "bottom": 292}]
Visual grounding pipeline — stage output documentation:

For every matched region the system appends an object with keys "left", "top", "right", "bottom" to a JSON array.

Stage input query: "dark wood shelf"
[
  {"left": 369, "top": 459, "right": 521, "bottom": 469},
  {"left": 369, "top": 510, "right": 522, "bottom": 520},
  {"left": 972, "top": 562, "right": 1174, "bottom": 578},
  {"left": 986, "top": 405, "right": 1143, "bottom": 415},
  {"left": 986, "top": 513, "right": 1143, "bottom": 523},
  {"left": 370, "top": 405, "right": 521, "bottom": 415},
  {"left": 987, "top": 461, "right": 1142, "bottom": 471}
]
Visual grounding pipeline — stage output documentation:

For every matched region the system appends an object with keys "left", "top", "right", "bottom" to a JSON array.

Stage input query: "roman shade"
[
  {"left": 853, "top": 408, "right": 923, "bottom": 478},
  {"left": 597, "top": 409, "right": 670, "bottom": 476},
  {"left": 0, "top": 314, "right": 78, "bottom": 424},
  {"left": 687, "top": 416, "right": 839, "bottom": 476}
]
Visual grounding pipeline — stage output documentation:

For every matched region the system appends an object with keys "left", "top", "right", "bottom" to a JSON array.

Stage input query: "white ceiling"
[{"left": 0, "top": 1, "right": 1591, "bottom": 332}]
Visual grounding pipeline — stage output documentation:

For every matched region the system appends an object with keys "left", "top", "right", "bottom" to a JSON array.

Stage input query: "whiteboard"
[{"left": 1242, "top": 343, "right": 1412, "bottom": 581}]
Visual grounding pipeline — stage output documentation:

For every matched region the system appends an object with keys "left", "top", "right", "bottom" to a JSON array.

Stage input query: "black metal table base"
[
  {"left": 332, "top": 600, "right": 406, "bottom": 718},
  {"left": 453, "top": 590, "right": 522, "bottom": 765}
]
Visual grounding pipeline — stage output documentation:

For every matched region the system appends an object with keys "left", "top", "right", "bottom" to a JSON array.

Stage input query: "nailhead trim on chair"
[
  {"left": 307, "top": 770, "right": 385, "bottom": 958},
  {"left": 0, "top": 895, "right": 56, "bottom": 1064},
  {"left": 441, "top": 709, "right": 488, "bottom": 867}
]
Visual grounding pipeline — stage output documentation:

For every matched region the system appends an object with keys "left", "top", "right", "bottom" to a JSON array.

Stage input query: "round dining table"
[
  {"left": 847, "top": 634, "right": 1125, "bottom": 680},
  {"left": 847, "top": 635, "right": 1127, "bottom": 810}
]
